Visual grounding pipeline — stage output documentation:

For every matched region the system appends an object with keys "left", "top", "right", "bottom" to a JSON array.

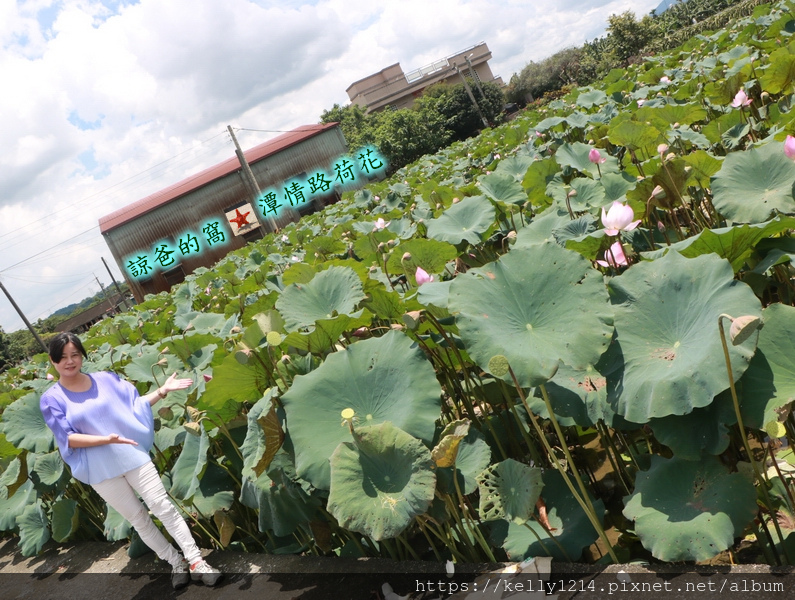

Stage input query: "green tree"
[
  {"left": 320, "top": 103, "right": 376, "bottom": 153},
  {"left": 371, "top": 106, "right": 451, "bottom": 171},
  {"left": 606, "top": 11, "right": 655, "bottom": 63},
  {"left": 435, "top": 80, "right": 504, "bottom": 141}
]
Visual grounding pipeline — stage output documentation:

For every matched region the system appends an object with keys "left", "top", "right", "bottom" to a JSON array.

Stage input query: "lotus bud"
[
  {"left": 402, "top": 252, "right": 412, "bottom": 262},
  {"left": 436, "top": 203, "right": 442, "bottom": 210},
  {"left": 684, "top": 166, "right": 692, "bottom": 175},
  {"left": 387, "top": 239, "right": 396, "bottom": 247},
  {"left": 651, "top": 185, "right": 666, "bottom": 200},
  {"left": 657, "top": 143, "right": 669, "bottom": 156},
  {"left": 352, "top": 326, "right": 369, "bottom": 338},
  {"left": 665, "top": 152, "right": 676, "bottom": 162},
  {"left": 280, "top": 354, "right": 291, "bottom": 363},
  {"left": 157, "top": 357, "right": 168, "bottom": 367},
  {"left": 46, "top": 373, "right": 54, "bottom": 380},
  {"left": 230, "top": 326, "right": 241, "bottom": 334},
  {"left": 369, "top": 265, "right": 377, "bottom": 272},
  {"left": 506, "top": 230, "right": 517, "bottom": 240},
  {"left": 390, "top": 323, "right": 405, "bottom": 330},
  {"left": 657, "top": 221, "right": 666, "bottom": 233},
  {"left": 452, "top": 197, "right": 460, "bottom": 203},
  {"left": 377, "top": 242, "right": 385, "bottom": 252}
]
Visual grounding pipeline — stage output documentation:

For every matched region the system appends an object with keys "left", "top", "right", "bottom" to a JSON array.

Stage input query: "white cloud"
[{"left": 0, "top": 0, "right": 660, "bottom": 332}]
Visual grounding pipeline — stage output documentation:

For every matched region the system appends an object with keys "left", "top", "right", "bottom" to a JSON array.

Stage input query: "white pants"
[{"left": 92, "top": 461, "right": 202, "bottom": 566}]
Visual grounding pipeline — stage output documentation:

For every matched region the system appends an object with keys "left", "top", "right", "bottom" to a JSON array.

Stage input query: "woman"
[{"left": 40, "top": 332, "right": 221, "bottom": 589}]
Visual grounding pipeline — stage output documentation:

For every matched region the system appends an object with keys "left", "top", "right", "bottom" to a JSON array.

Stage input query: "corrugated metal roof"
[{"left": 99, "top": 122, "right": 340, "bottom": 233}]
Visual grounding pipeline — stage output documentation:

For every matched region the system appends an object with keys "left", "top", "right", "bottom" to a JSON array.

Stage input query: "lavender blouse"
[{"left": 40, "top": 372, "right": 155, "bottom": 484}]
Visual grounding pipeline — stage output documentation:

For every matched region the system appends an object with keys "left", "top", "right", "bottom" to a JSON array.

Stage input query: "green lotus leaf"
[
  {"left": 607, "top": 252, "right": 760, "bottom": 422},
  {"left": 436, "top": 427, "right": 492, "bottom": 495},
  {"left": 522, "top": 157, "right": 559, "bottom": 209},
  {"left": 514, "top": 207, "right": 572, "bottom": 248},
  {"left": 711, "top": 142, "right": 795, "bottom": 223},
  {"left": 495, "top": 155, "right": 534, "bottom": 182},
  {"left": 652, "top": 102, "right": 708, "bottom": 125},
  {"left": 479, "top": 172, "right": 528, "bottom": 205},
  {"left": 241, "top": 452, "right": 321, "bottom": 536},
  {"left": 554, "top": 142, "right": 618, "bottom": 178},
  {"left": 386, "top": 238, "right": 457, "bottom": 277},
  {"left": 328, "top": 422, "right": 436, "bottom": 541},
  {"left": 489, "top": 470, "right": 604, "bottom": 561},
  {"left": 448, "top": 243, "right": 613, "bottom": 388},
  {"left": 534, "top": 116, "right": 566, "bottom": 132},
  {"left": 17, "top": 500, "right": 50, "bottom": 556},
  {"left": 161, "top": 333, "right": 220, "bottom": 370},
  {"left": 103, "top": 504, "right": 131, "bottom": 541},
  {"left": 623, "top": 455, "right": 757, "bottom": 562},
  {"left": 283, "top": 310, "right": 372, "bottom": 353},
  {"left": 426, "top": 196, "right": 496, "bottom": 245},
  {"left": 0, "top": 392, "right": 53, "bottom": 453},
  {"left": 32, "top": 451, "right": 64, "bottom": 486},
  {"left": 648, "top": 391, "right": 736, "bottom": 460},
  {"left": 477, "top": 459, "right": 543, "bottom": 524},
  {"left": 169, "top": 423, "right": 210, "bottom": 501},
  {"left": 739, "top": 303, "right": 795, "bottom": 429},
  {"left": 576, "top": 89, "right": 607, "bottom": 109},
  {"left": 51, "top": 498, "right": 79, "bottom": 543},
  {"left": 682, "top": 150, "right": 723, "bottom": 188},
  {"left": 600, "top": 172, "right": 638, "bottom": 202},
  {"left": 416, "top": 280, "right": 452, "bottom": 310},
  {"left": 641, "top": 216, "right": 795, "bottom": 272},
  {"left": 123, "top": 346, "right": 184, "bottom": 384},
  {"left": 281, "top": 330, "right": 442, "bottom": 490},
  {"left": 547, "top": 176, "right": 606, "bottom": 211},
  {"left": 240, "top": 389, "right": 280, "bottom": 480},
  {"left": 552, "top": 215, "right": 598, "bottom": 245},
  {"left": 190, "top": 462, "right": 235, "bottom": 515},
  {"left": 0, "top": 480, "right": 36, "bottom": 531},
  {"left": 0, "top": 455, "right": 27, "bottom": 498},
  {"left": 608, "top": 119, "right": 663, "bottom": 151},
  {"left": 199, "top": 349, "right": 271, "bottom": 416},
  {"left": 760, "top": 46, "right": 795, "bottom": 94},
  {"left": 276, "top": 266, "right": 365, "bottom": 332}
]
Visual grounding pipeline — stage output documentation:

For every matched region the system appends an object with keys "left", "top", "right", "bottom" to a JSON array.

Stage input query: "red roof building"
[{"left": 100, "top": 123, "right": 349, "bottom": 301}]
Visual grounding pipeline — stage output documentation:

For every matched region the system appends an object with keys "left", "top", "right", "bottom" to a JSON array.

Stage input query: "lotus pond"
[{"left": 5, "top": 0, "right": 795, "bottom": 568}]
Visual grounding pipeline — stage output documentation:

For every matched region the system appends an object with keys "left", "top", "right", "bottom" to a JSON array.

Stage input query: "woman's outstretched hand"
[
  {"left": 161, "top": 372, "right": 193, "bottom": 394},
  {"left": 107, "top": 433, "right": 138, "bottom": 446}
]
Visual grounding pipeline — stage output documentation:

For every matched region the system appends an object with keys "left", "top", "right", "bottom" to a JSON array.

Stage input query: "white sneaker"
[
  {"left": 190, "top": 559, "right": 222, "bottom": 586},
  {"left": 171, "top": 557, "right": 190, "bottom": 590}
]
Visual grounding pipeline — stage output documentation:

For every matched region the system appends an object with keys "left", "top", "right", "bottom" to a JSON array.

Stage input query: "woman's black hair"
[{"left": 48, "top": 332, "right": 88, "bottom": 362}]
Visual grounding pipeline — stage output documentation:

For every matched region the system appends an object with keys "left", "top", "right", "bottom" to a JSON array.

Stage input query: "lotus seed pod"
[
  {"left": 186, "top": 406, "right": 202, "bottom": 421},
  {"left": 488, "top": 355, "right": 510, "bottom": 377},
  {"left": 266, "top": 331, "right": 282, "bottom": 346},
  {"left": 183, "top": 422, "right": 202, "bottom": 436},
  {"left": 729, "top": 314, "right": 761, "bottom": 345}
]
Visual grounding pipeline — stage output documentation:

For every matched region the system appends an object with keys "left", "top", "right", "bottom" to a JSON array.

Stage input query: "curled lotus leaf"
[
  {"left": 281, "top": 330, "right": 441, "bottom": 490},
  {"left": 607, "top": 251, "right": 760, "bottom": 423},
  {"left": 623, "top": 455, "right": 756, "bottom": 562},
  {"left": 328, "top": 422, "right": 436, "bottom": 541},
  {"left": 275, "top": 266, "right": 366, "bottom": 332},
  {"left": 448, "top": 243, "right": 613, "bottom": 388}
]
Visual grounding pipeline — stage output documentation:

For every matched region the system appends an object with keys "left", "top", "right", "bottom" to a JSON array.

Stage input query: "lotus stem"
[
  {"left": 718, "top": 314, "right": 791, "bottom": 564},
  {"left": 507, "top": 366, "right": 619, "bottom": 563}
]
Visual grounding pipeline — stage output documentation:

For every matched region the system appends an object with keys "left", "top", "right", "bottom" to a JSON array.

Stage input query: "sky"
[{"left": 0, "top": 0, "right": 662, "bottom": 335}]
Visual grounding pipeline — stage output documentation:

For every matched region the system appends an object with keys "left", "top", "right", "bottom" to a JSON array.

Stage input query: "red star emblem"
[{"left": 229, "top": 208, "right": 251, "bottom": 229}]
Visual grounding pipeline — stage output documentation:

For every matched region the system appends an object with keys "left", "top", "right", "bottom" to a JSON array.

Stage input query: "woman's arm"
[
  {"left": 141, "top": 372, "right": 193, "bottom": 406},
  {"left": 68, "top": 433, "right": 138, "bottom": 448}
]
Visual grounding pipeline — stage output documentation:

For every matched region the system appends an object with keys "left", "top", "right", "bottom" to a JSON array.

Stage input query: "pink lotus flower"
[
  {"left": 588, "top": 148, "right": 606, "bottom": 164},
  {"left": 637, "top": 99, "right": 645, "bottom": 107},
  {"left": 372, "top": 217, "right": 389, "bottom": 231},
  {"left": 203, "top": 374, "right": 213, "bottom": 383},
  {"left": 601, "top": 201, "right": 640, "bottom": 236},
  {"left": 660, "top": 76, "right": 670, "bottom": 83},
  {"left": 46, "top": 373, "right": 54, "bottom": 381},
  {"left": 785, "top": 135, "right": 795, "bottom": 160},
  {"left": 415, "top": 267, "right": 434, "bottom": 286},
  {"left": 731, "top": 89, "right": 752, "bottom": 108},
  {"left": 596, "top": 241, "right": 629, "bottom": 268}
]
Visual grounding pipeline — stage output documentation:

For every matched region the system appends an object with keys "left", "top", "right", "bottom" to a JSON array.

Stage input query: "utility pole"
[
  {"left": 94, "top": 274, "right": 114, "bottom": 311},
  {"left": 102, "top": 257, "right": 131, "bottom": 311},
  {"left": 0, "top": 278, "right": 47, "bottom": 353},
  {"left": 453, "top": 63, "right": 490, "bottom": 129},
  {"left": 227, "top": 125, "right": 277, "bottom": 233}
]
